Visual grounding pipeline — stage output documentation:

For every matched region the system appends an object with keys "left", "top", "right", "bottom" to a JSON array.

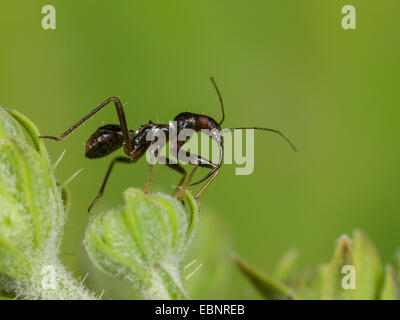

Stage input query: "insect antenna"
[
  {"left": 223, "top": 127, "right": 297, "bottom": 152},
  {"left": 210, "top": 77, "right": 225, "bottom": 126}
]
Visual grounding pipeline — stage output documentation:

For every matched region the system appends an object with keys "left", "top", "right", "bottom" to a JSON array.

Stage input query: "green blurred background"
[{"left": 1, "top": 0, "right": 399, "bottom": 299}]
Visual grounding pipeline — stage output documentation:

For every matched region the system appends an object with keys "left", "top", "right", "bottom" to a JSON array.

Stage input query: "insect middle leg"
[
  {"left": 144, "top": 163, "right": 154, "bottom": 194},
  {"left": 88, "top": 156, "right": 132, "bottom": 212}
]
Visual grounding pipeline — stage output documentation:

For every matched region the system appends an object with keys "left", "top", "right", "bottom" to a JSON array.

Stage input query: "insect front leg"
[{"left": 174, "top": 149, "right": 221, "bottom": 199}]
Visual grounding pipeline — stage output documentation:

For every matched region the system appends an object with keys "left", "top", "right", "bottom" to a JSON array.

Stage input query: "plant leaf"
[
  {"left": 290, "top": 265, "right": 328, "bottom": 300},
  {"left": 274, "top": 248, "right": 299, "bottom": 282},
  {"left": 154, "top": 263, "right": 188, "bottom": 300},
  {"left": 6, "top": 108, "right": 46, "bottom": 159},
  {"left": 322, "top": 235, "right": 354, "bottom": 299},
  {"left": 233, "top": 254, "right": 295, "bottom": 300},
  {"left": 380, "top": 265, "right": 400, "bottom": 300},
  {"left": 352, "top": 229, "right": 384, "bottom": 299}
]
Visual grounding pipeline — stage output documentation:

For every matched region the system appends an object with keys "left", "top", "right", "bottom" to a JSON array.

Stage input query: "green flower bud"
[
  {"left": 84, "top": 188, "right": 199, "bottom": 299},
  {"left": 0, "top": 108, "right": 95, "bottom": 299}
]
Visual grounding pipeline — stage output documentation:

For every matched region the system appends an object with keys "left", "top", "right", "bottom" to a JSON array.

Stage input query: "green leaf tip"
[
  {"left": 322, "top": 234, "right": 353, "bottom": 299},
  {"left": 233, "top": 254, "right": 295, "bottom": 300},
  {"left": 274, "top": 248, "right": 299, "bottom": 282},
  {"left": 380, "top": 265, "right": 400, "bottom": 300},
  {"left": 352, "top": 229, "right": 383, "bottom": 299},
  {"left": 84, "top": 187, "right": 199, "bottom": 300},
  {"left": 5, "top": 108, "right": 46, "bottom": 158}
]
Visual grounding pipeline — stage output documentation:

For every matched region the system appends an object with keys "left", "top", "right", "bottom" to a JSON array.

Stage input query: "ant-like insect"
[{"left": 39, "top": 78, "right": 296, "bottom": 212}]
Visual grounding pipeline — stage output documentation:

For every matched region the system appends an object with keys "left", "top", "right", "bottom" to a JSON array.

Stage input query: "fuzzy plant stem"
[{"left": 12, "top": 262, "right": 94, "bottom": 300}]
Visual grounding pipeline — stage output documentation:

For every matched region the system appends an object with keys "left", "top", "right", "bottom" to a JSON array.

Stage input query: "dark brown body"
[
  {"left": 85, "top": 113, "right": 223, "bottom": 167},
  {"left": 39, "top": 78, "right": 296, "bottom": 212}
]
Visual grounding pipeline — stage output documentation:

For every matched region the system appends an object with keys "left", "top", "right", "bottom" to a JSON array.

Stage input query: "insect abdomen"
[{"left": 85, "top": 125, "right": 124, "bottom": 159}]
